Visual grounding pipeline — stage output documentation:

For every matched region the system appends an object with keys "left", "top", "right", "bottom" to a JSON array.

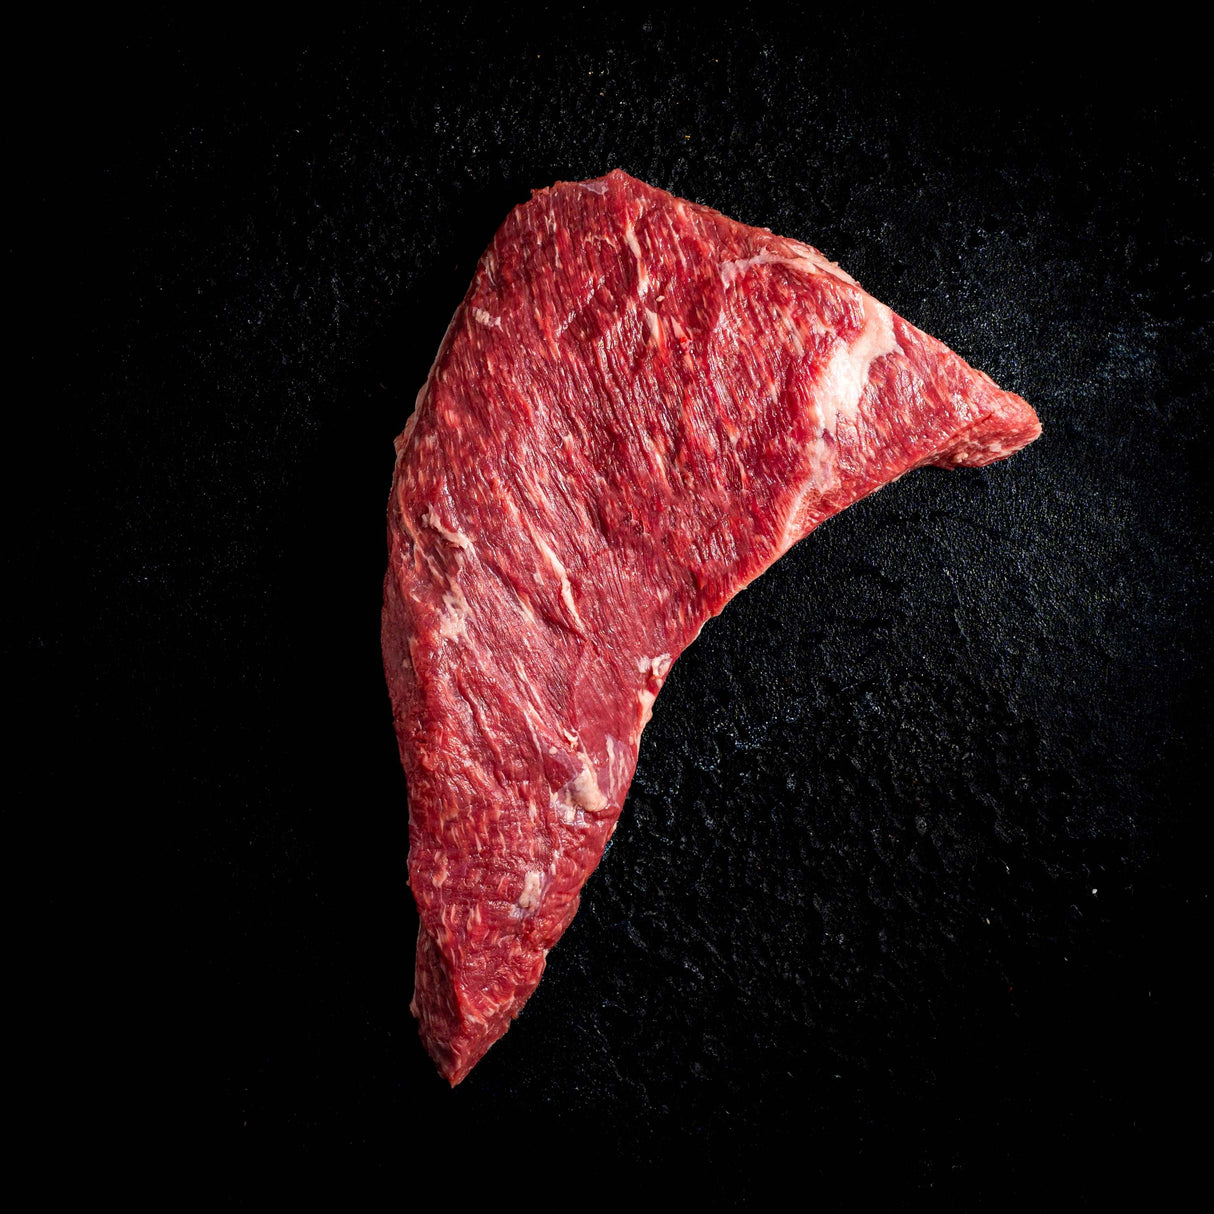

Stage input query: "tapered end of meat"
[
  {"left": 940, "top": 402, "right": 1041, "bottom": 467},
  {"left": 928, "top": 371, "right": 1041, "bottom": 470},
  {"left": 410, "top": 927, "right": 487, "bottom": 1086},
  {"left": 411, "top": 925, "right": 544, "bottom": 1086},
  {"left": 874, "top": 312, "right": 1041, "bottom": 472}
]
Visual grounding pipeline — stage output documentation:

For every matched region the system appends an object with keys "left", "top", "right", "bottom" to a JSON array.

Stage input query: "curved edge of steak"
[{"left": 382, "top": 170, "right": 1041, "bottom": 1084}]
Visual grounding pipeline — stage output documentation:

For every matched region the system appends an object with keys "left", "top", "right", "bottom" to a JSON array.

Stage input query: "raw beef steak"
[{"left": 382, "top": 170, "right": 1041, "bottom": 1084}]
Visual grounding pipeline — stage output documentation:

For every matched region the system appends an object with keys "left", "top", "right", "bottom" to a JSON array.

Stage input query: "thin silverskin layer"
[{"left": 382, "top": 170, "right": 1041, "bottom": 1084}]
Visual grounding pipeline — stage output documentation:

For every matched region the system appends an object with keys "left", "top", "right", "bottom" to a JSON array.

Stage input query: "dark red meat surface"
[{"left": 382, "top": 170, "right": 1041, "bottom": 1084}]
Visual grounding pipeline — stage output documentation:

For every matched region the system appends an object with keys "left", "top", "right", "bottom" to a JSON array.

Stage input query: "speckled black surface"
[{"left": 23, "top": 7, "right": 1210, "bottom": 1202}]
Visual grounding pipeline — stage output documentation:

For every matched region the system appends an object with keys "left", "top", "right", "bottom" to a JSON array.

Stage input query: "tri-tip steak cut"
[{"left": 382, "top": 170, "right": 1040, "bottom": 1084}]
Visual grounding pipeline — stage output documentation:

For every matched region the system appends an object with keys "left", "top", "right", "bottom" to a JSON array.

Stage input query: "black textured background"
[{"left": 20, "top": 6, "right": 1210, "bottom": 1202}]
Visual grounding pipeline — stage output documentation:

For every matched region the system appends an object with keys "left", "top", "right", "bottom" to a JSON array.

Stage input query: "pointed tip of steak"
[
  {"left": 411, "top": 926, "right": 487, "bottom": 1085},
  {"left": 411, "top": 923, "right": 542, "bottom": 1087},
  {"left": 931, "top": 391, "right": 1042, "bottom": 469}
]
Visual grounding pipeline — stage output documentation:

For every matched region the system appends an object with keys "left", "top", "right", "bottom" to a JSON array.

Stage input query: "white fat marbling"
[
  {"left": 518, "top": 870, "right": 543, "bottom": 912},
  {"left": 535, "top": 536, "right": 584, "bottom": 629},
  {"left": 551, "top": 763, "right": 608, "bottom": 825},
  {"left": 422, "top": 507, "right": 473, "bottom": 550},
  {"left": 812, "top": 293, "right": 901, "bottom": 435},
  {"left": 438, "top": 583, "right": 470, "bottom": 641}
]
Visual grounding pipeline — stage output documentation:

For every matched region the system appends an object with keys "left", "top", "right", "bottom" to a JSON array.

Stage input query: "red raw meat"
[{"left": 382, "top": 170, "right": 1041, "bottom": 1084}]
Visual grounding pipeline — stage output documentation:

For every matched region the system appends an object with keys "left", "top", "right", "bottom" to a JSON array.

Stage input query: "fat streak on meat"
[{"left": 382, "top": 170, "right": 1041, "bottom": 1084}]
